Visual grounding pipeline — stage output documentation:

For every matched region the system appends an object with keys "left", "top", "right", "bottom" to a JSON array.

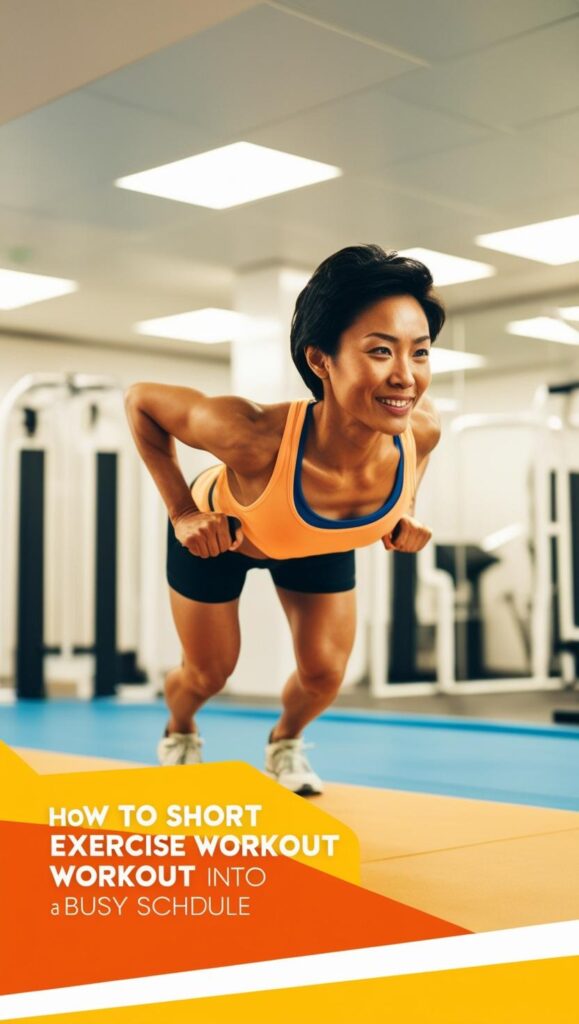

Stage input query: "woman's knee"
[
  {"left": 180, "top": 660, "right": 232, "bottom": 699},
  {"left": 296, "top": 648, "right": 349, "bottom": 696}
]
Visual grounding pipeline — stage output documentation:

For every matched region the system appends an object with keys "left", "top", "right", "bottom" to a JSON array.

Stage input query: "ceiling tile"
[
  {"left": 279, "top": 0, "right": 578, "bottom": 61},
  {"left": 446, "top": 294, "right": 579, "bottom": 378},
  {"left": 87, "top": 5, "right": 415, "bottom": 136},
  {"left": 0, "top": 205, "right": 131, "bottom": 279},
  {"left": 140, "top": 205, "right": 289, "bottom": 270},
  {"left": 0, "top": 281, "right": 231, "bottom": 352},
  {"left": 0, "top": 91, "right": 213, "bottom": 212},
  {"left": 387, "top": 17, "right": 579, "bottom": 129},
  {"left": 0, "top": 203, "right": 235, "bottom": 307},
  {"left": 247, "top": 86, "right": 489, "bottom": 174},
  {"left": 238, "top": 173, "right": 488, "bottom": 248},
  {"left": 472, "top": 188, "right": 579, "bottom": 237},
  {"left": 30, "top": 178, "right": 213, "bottom": 233},
  {"left": 2, "top": 3, "right": 578, "bottom": 354},
  {"left": 381, "top": 136, "right": 579, "bottom": 211},
  {"left": 0, "top": 0, "right": 258, "bottom": 124},
  {"left": 521, "top": 108, "right": 579, "bottom": 162}
]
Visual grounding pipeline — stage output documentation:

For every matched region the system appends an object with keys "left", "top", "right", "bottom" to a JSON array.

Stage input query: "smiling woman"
[
  {"left": 124, "top": 245, "right": 445, "bottom": 796},
  {"left": 290, "top": 244, "right": 445, "bottom": 402}
]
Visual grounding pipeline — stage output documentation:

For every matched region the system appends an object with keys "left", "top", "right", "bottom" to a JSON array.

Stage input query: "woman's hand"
[
  {"left": 382, "top": 515, "right": 432, "bottom": 553},
  {"left": 173, "top": 510, "right": 244, "bottom": 558}
]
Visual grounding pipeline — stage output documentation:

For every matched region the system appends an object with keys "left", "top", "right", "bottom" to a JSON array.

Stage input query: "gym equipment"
[
  {"left": 388, "top": 547, "right": 465, "bottom": 684},
  {"left": 449, "top": 383, "right": 577, "bottom": 693},
  {"left": 434, "top": 544, "right": 501, "bottom": 681},
  {"left": 369, "top": 538, "right": 455, "bottom": 697},
  {"left": 546, "top": 381, "right": 579, "bottom": 723},
  {"left": 0, "top": 373, "right": 147, "bottom": 701},
  {"left": 370, "top": 381, "right": 579, "bottom": 697},
  {"left": 16, "top": 443, "right": 45, "bottom": 699}
]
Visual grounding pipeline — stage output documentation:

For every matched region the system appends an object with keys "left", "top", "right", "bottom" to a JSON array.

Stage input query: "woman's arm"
[
  {"left": 124, "top": 382, "right": 270, "bottom": 527},
  {"left": 383, "top": 394, "right": 441, "bottom": 552},
  {"left": 409, "top": 393, "right": 442, "bottom": 515}
]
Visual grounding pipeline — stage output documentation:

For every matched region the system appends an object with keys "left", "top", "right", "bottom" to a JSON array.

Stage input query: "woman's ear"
[{"left": 305, "top": 345, "right": 330, "bottom": 381}]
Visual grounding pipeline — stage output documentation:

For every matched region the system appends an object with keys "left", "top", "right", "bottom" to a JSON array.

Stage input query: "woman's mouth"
[{"left": 375, "top": 397, "right": 414, "bottom": 416}]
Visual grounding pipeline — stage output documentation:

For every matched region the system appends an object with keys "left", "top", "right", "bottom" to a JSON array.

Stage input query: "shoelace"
[
  {"left": 271, "top": 740, "right": 314, "bottom": 775},
  {"left": 164, "top": 733, "right": 204, "bottom": 752}
]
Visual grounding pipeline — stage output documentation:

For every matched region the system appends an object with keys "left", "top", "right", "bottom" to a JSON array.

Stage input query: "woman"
[{"left": 125, "top": 245, "right": 444, "bottom": 795}]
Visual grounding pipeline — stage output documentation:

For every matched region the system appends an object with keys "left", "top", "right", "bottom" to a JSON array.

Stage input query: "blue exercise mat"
[{"left": 1, "top": 699, "right": 578, "bottom": 811}]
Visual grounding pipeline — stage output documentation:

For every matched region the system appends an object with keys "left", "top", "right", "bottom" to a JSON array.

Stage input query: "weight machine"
[{"left": 0, "top": 372, "right": 149, "bottom": 701}]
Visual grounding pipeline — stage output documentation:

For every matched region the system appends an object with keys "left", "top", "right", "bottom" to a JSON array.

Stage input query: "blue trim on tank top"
[{"left": 293, "top": 401, "right": 404, "bottom": 529}]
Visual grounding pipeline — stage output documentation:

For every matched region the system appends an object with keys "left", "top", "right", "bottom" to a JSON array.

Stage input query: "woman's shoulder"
[
  {"left": 409, "top": 394, "right": 441, "bottom": 459},
  {"left": 226, "top": 399, "right": 294, "bottom": 475}
]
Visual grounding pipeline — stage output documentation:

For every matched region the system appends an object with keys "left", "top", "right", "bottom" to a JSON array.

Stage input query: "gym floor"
[{"left": 1, "top": 697, "right": 578, "bottom": 809}]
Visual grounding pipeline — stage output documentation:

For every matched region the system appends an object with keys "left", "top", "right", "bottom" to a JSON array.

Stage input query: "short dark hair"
[{"left": 290, "top": 244, "right": 446, "bottom": 400}]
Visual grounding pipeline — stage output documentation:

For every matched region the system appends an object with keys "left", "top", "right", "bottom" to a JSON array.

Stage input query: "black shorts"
[{"left": 166, "top": 517, "right": 356, "bottom": 603}]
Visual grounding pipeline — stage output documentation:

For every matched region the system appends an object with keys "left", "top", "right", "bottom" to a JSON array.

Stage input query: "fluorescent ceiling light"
[
  {"left": 507, "top": 317, "right": 579, "bottom": 346},
  {"left": 0, "top": 268, "right": 77, "bottom": 309},
  {"left": 476, "top": 215, "right": 579, "bottom": 265},
  {"left": 430, "top": 347, "right": 486, "bottom": 374},
  {"left": 398, "top": 248, "right": 495, "bottom": 286},
  {"left": 135, "top": 308, "right": 247, "bottom": 343},
  {"left": 559, "top": 306, "right": 579, "bottom": 322},
  {"left": 279, "top": 268, "right": 311, "bottom": 296},
  {"left": 116, "top": 142, "right": 341, "bottom": 209}
]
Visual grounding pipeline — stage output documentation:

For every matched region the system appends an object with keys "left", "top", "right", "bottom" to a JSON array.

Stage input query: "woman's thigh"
[
  {"left": 169, "top": 588, "right": 242, "bottom": 678},
  {"left": 274, "top": 586, "right": 357, "bottom": 679}
]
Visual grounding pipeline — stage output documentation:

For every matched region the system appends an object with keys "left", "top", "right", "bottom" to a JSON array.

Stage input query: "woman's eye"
[{"left": 369, "top": 347, "right": 430, "bottom": 356}]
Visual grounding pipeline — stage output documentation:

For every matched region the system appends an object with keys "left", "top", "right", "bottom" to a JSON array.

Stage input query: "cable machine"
[
  {"left": 0, "top": 372, "right": 147, "bottom": 701},
  {"left": 368, "top": 382, "right": 579, "bottom": 698}
]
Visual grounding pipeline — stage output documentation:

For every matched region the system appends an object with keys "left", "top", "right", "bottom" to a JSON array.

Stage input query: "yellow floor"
[{"left": 17, "top": 748, "right": 579, "bottom": 933}]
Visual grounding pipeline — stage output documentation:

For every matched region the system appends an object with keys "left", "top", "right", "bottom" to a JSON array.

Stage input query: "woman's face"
[{"left": 320, "top": 294, "right": 432, "bottom": 433}]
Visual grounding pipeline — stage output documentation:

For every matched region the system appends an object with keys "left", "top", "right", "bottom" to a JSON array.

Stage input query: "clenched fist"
[
  {"left": 383, "top": 514, "right": 432, "bottom": 553},
  {"left": 173, "top": 510, "right": 244, "bottom": 558}
]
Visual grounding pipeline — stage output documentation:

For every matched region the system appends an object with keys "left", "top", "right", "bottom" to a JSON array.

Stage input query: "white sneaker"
[
  {"left": 265, "top": 737, "right": 323, "bottom": 796},
  {"left": 157, "top": 731, "right": 204, "bottom": 766}
]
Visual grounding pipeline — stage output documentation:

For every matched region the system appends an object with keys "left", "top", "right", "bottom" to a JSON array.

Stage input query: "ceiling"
[{"left": 1, "top": 0, "right": 579, "bottom": 379}]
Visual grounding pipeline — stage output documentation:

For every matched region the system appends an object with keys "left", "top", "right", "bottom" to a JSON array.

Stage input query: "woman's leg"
[
  {"left": 270, "top": 587, "right": 356, "bottom": 740},
  {"left": 165, "top": 588, "right": 241, "bottom": 733}
]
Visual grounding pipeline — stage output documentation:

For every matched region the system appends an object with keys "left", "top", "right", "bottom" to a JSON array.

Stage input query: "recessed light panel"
[
  {"left": 430, "top": 348, "right": 486, "bottom": 374},
  {"left": 398, "top": 248, "right": 496, "bottom": 286},
  {"left": 116, "top": 142, "right": 341, "bottom": 209},
  {"left": 135, "top": 308, "right": 247, "bottom": 343},
  {"left": 476, "top": 215, "right": 579, "bottom": 265},
  {"left": 559, "top": 306, "right": 579, "bottom": 322},
  {"left": 507, "top": 317, "right": 579, "bottom": 345},
  {"left": 0, "top": 268, "right": 77, "bottom": 309}
]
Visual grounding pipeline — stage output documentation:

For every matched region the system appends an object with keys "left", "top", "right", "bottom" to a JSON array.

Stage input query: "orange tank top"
[{"left": 191, "top": 399, "right": 417, "bottom": 559}]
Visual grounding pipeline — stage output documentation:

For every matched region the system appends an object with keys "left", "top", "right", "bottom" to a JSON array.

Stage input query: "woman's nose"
[{"left": 387, "top": 360, "right": 414, "bottom": 388}]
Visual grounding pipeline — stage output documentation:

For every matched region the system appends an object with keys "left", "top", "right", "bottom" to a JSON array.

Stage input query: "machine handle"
[
  {"left": 547, "top": 381, "right": 579, "bottom": 395},
  {"left": 227, "top": 516, "right": 241, "bottom": 543}
]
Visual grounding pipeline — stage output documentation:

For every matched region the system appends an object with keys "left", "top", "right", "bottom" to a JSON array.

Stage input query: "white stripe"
[{"left": 1, "top": 920, "right": 577, "bottom": 1020}]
